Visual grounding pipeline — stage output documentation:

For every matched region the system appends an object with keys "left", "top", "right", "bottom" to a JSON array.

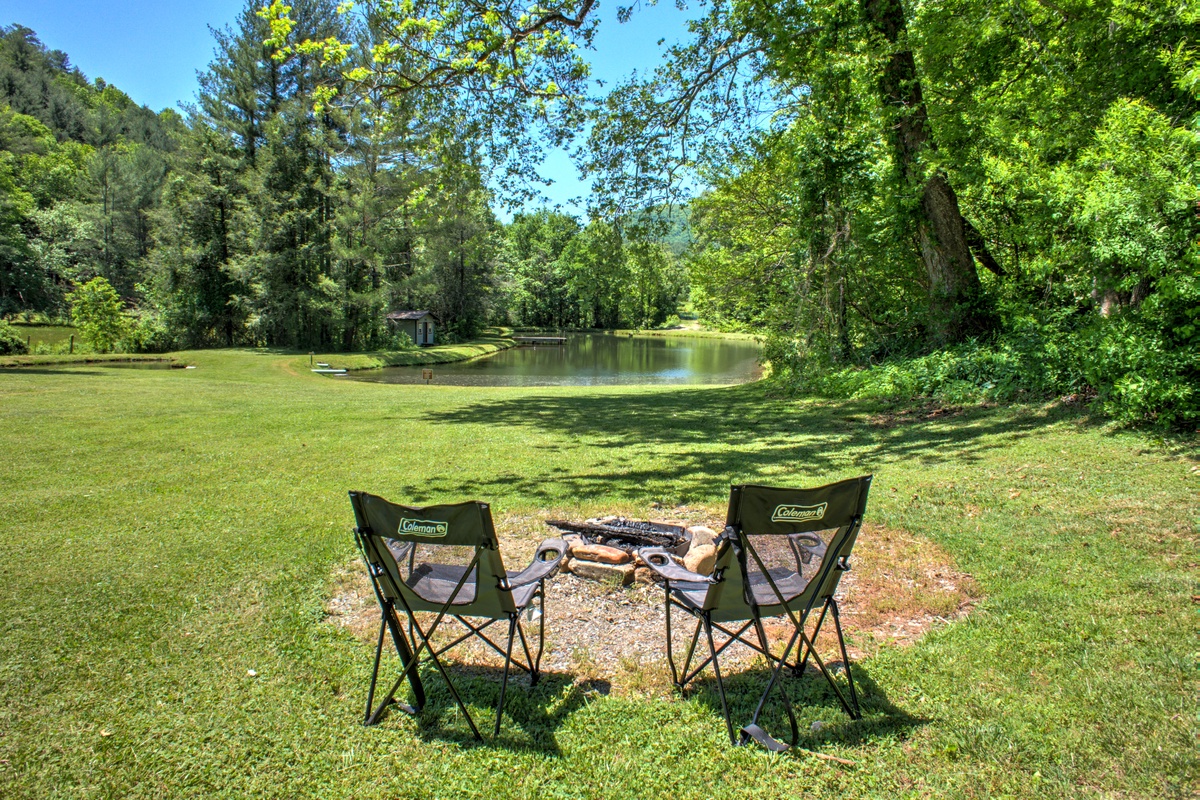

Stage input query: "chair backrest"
[
  {"left": 349, "top": 491, "right": 516, "bottom": 617},
  {"left": 702, "top": 476, "right": 873, "bottom": 618}
]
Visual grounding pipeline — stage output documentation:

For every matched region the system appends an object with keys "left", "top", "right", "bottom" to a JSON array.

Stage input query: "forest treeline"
[
  {"left": 579, "top": 0, "right": 1198, "bottom": 429},
  {"left": 0, "top": 9, "right": 683, "bottom": 352},
  {"left": 2, "top": 0, "right": 1198, "bottom": 429}
]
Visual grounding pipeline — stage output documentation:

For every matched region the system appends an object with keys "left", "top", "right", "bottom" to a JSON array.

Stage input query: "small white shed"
[{"left": 386, "top": 310, "right": 437, "bottom": 346}]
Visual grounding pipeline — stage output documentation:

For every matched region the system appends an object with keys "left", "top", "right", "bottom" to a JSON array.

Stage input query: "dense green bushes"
[
  {"left": 664, "top": 1, "right": 1198, "bottom": 433},
  {"left": 0, "top": 320, "right": 27, "bottom": 355},
  {"left": 770, "top": 310, "right": 1199, "bottom": 430}
]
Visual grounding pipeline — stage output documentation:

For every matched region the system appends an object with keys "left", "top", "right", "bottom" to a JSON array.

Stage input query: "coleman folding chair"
[
  {"left": 638, "top": 475, "right": 872, "bottom": 750},
  {"left": 349, "top": 491, "right": 565, "bottom": 739}
]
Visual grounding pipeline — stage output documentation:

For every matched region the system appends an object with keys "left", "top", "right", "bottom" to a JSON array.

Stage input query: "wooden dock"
[{"left": 513, "top": 336, "right": 567, "bottom": 345}]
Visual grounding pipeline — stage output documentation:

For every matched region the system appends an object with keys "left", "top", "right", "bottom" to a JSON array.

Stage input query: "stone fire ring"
[{"left": 549, "top": 517, "right": 720, "bottom": 587}]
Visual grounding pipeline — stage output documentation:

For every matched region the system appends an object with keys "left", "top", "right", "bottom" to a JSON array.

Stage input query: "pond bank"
[
  {"left": 0, "top": 337, "right": 517, "bottom": 371},
  {"left": 0, "top": 353, "right": 175, "bottom": 368},
  {"left": 510, "top": 326, "right": 761, "bottom": 342},
  {"left": 293, "top": 336, "right": 517, "bottom": 374},
  {"left": 612, "top": 327, "right": 760, "bottom": 342}
]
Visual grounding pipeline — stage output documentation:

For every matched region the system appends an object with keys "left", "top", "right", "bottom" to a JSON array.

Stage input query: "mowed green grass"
[
  {"left": 9, "top": 323, "right": 77, "bottom": 349},
  {"left": 0, "top": 349, "right": 1195, "bottom": 799}
]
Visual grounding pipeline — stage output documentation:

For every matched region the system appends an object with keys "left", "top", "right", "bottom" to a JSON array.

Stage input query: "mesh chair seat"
[
  {"left": 400, "top": 562, "right": 540, "bottom": 609},
  {"left": 404, "top": 562, "right": 480, "bottom": 606},
  {"left": 751, "top": 568, "right": 809, "bottom": 605},
  {"left": 671, "top": 568, "right": 808, "bottom": 610}
]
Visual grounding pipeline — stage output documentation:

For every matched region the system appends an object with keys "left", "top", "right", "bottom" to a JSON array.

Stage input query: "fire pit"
[{"left": 546, "top": 517, "right": 720, "bottom": 586}]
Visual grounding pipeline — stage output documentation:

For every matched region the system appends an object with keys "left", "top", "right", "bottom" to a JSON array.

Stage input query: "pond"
[{"left": 344, "top": 333, "right": 763, "bottom": 387}]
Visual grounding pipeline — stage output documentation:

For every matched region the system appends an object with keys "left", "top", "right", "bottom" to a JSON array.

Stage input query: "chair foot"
[{"left": 741, "top": 723, "right": 791, "bottom": 753}]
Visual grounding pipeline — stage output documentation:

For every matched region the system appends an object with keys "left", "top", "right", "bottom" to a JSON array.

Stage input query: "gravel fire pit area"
[{"left": 325, "top": 510, "right": 980, "bottom": 694}]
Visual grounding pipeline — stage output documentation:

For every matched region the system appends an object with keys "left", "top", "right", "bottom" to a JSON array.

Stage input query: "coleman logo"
[
  {"left": 771, "top": 503, "right": 827, "bottom": 523},
  {"left": 398, "top": 518, "right": 449, "bottom": 537}
]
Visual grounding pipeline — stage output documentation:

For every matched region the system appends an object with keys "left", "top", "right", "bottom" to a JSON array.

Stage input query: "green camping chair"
[
  {"left": 349, "top": 491, "right": 566, "bottom": 739},
  {"left": 638, "top": 475, "right": 872, "bottom": 750}
]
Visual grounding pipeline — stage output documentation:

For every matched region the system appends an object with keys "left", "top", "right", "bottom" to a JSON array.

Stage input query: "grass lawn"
[
  {"left": 0, "top": 349, "right": 1195, "bottom": 798},
  {"left": 9, "top": 323, "right": 78, "bottom": 350}
]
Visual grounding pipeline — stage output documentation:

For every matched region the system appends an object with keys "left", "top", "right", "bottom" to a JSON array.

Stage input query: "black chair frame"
[
  {"left": 350, "top": 492, "right": 563, "bottom": 740},
  {"left": 643, "top": 476, "right": 871, "bottom": 751}
]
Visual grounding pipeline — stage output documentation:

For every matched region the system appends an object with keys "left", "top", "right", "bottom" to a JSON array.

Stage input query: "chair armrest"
[
  {"left": 504, "top": 537, "right": 567, "bottom": 587},
  {"left": 637, "top": 547, "right": 716, "bottom": 584},
  {"left": 789, "top": 533, "right": 826, "bottom": 565}
]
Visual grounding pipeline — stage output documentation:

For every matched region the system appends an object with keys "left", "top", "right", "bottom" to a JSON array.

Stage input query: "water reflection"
[{"left": 345, "top": 333, "right": 762, "bottom": 386}]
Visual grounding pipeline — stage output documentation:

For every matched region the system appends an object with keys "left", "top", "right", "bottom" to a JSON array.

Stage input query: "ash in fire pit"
[
  {"left": 546, "top": 517, "right": 720, "bottom": 586},
  {"left": 546, "top": 517, "right": 691, "bottom": 553}
]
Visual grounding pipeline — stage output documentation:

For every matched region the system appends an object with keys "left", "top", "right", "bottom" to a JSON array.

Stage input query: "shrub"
[
  {"left": 771, "top": 313, "right": 1199, "bottom": 431},
  {"left": 0, "top": 320, "right": 28, "bottom": 355},
  {"left": 67, "top": 277, "right": 127, "bottom": 353},
  {"left": 381, "top": 329, "right": 419, "bottom": 351},
  {"left": 121, "top": 311, "right": 175, "bottom": 354}
]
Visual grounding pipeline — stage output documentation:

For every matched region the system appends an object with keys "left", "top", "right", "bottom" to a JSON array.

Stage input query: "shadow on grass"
[
  {"left": 407, "top": 383, "right": 1071, "bottom": 503},
  {"left": 0, "top": 367, "right": 104, "bottom": 375},
  {"left": 689, "top": 662, "right": 925, "bottom": 753},
  {"left": 373, "top": 664, "right": 603, "bottom": 755}
]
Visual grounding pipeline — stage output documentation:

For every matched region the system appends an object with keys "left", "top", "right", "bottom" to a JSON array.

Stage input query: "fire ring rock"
[
  {"left": 686, "top": 525, "right": 718, "bottom": 549},
  {"left": 569, "top": 560, "right": 635, "bottom": 586},
  {"left": 568, "top": 542, "right": 633, "bottom": 565},
  {"left": 683, "top": 544, "right": 718, "bottom": 575}
]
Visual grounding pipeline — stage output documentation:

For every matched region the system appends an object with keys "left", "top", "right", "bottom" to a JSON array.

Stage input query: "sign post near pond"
[{"left": 422, "top": 368, "right": 433, "bottom": 384}]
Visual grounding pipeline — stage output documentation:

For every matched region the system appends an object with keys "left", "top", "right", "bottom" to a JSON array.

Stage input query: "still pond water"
[{"left": 345, "top": 333, "right": 762, "bottom": 387}]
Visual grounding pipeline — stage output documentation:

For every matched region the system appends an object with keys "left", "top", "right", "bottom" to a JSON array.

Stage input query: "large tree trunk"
[{"left": 862, "top": 0, "right": 991, "bottom": 344}]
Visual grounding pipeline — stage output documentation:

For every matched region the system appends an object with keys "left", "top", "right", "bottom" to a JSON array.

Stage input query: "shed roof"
[{"left": 386, "top": 310, "right": 435, "bottom": 321}]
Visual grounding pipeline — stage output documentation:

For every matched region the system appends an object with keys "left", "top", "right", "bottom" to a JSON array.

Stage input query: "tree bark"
[
  {"left": 963, "top": 217, "right": 1005, "bottom": 277},
  {"left": 862, "top": 0, "right": 991, "bottom": 344}
]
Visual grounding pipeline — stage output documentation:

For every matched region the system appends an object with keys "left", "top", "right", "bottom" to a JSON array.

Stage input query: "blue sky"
[{"left": 3, "top": 0, "right": 697, "bottom": 215}]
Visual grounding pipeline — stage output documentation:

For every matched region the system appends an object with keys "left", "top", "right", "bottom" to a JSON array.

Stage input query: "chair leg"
[
  {"left": 387, "top": 605, "right": 426, "bottom": 712},
  {"left": 794, "top": 600, "right": 831, "bottom": 677},
  {"left": 746, "top": 624, "right": 802, "bottom": 735},
  {"left": 787, "top": 598, "right": 859, "bottom": 720},
  {"left": 738, "top": 617, "right": 799, "bottom": 750},
  {"left": 829, "top": 599, "right": 861, "bottom": 719},
  {"left": 495, "top": 614, "right": 518, "bottom": 737},
  {"left": 664, "top": 587, "right": 680, "bottom": 687},
  {"left": 365, "top": 605, "right": 425, "bottom": 726},
  {"left": 532, "top": 582, "right": 546, "bottom": 681},
  {"left": 364, "top": 616, "right": 387, "bottom": 725},
  {"left": 679, "top": 615, "right": 704, "bottom": 690},
  {"left": 703, "top": 613, "right": 736, "bottom": 745},
  {"left": 407, "top": 612, "right": 482, "bottom": 740},
  {"left": 795, "top": 618, "right": 857, "bottom": 720},
  {"left": 515, "top": 615, "right": 536, "bottom": 687}
]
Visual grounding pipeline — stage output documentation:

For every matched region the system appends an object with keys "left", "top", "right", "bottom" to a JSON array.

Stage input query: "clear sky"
[{"left": 2, "top": 0, "right": 697, "bottom": 216}]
